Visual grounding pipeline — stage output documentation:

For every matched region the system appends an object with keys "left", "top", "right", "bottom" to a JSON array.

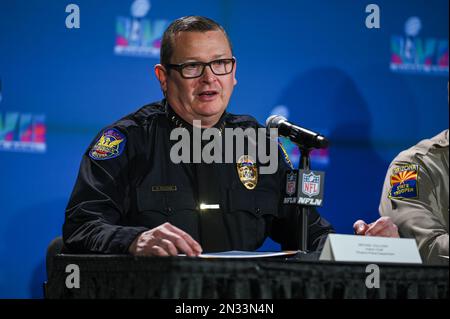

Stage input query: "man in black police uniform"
[{"left": 63, "top": 16, "right": 397, "bottom": 256}]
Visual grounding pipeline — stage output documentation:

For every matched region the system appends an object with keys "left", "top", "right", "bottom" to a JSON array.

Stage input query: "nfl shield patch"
[
  {"left": 302, "top": 172, "right": 320, "bottom": 197},
  {"left": 286, "top": 171, "right": 297, "bottom": 196}
]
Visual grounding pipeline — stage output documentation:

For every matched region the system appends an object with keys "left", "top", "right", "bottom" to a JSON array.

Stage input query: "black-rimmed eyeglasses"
[{"left": 165, "top": 58, "right": 235, "bottom": 79}]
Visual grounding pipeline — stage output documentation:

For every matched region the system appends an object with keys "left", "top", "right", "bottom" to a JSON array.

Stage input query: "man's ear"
[{"left": 154, "top": 64, "right": 168, "bottom": 93}]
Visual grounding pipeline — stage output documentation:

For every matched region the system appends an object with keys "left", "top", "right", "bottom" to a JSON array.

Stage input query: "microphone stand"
[{"left": 297, "top": 146, "right": 311, "bottom": 253}]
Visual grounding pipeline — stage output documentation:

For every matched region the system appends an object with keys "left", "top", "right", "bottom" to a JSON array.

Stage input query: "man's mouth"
[
  {"left": 198, "top": 90, "right": 218, "bottom": 96},
  {"left": 197, "top": 90, "right": 219, "bottom": 102}
]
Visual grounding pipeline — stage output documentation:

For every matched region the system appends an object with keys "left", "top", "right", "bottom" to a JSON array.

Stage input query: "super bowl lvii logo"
[
  {"left": 114, "top": 0, "right": 169, "bottom": 58},
  {"left": 0, "top": 112, "right": 47, "bottom": 153},
  {"left": 390, "top": 17, "right": 449, "bottom": 76}
]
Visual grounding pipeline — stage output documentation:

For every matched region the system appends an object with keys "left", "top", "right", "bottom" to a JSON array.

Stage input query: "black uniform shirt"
[{"left": 63, "top": 100, "right": 334, "bottom": 253}]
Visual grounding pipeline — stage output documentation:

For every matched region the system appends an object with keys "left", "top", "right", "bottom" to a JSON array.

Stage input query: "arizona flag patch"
[
  {"left": 89, "top": 128, "right": 126, "bottom": 160},
  {"left": 389, "top": 164, "right": 419, "bottom": 199}
]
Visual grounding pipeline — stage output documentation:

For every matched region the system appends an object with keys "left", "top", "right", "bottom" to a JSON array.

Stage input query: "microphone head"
[
  {"left": 316, "top": 135, "right": 329, "bottom": 148},
  {"left": 266, "top": 115, "right": 287, "bottom": 128}
]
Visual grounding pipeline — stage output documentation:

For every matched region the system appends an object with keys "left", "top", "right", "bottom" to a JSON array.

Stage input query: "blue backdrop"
[{"left": 0, "top": 0, "right": 448, "bottom": 298}]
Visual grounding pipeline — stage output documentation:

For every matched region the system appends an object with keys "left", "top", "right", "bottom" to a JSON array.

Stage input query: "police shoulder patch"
[
  {"left": 388, "top": 164, "right": 419, "bottom": 199},
  {"left": 89, "top": 128, "right": 126, "bottom": 160}
]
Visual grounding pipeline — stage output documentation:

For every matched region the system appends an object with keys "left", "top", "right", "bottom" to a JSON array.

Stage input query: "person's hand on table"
[
  {"left": 129, "top": 222, "right": 203, "bottom": 256},
  {"left": 353, "top": 216, "right": 400, "bottom": 237}
]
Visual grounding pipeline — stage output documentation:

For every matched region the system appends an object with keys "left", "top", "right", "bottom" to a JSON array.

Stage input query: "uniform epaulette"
[
  {"left": 131, "top": 102, "right": 166, "bottom": 125},
  {"left": 112, "top": 101, "right": 166, "bottom": 129},
  {"left": 396, "top": 129, "right": 449, "bottom": 162}
]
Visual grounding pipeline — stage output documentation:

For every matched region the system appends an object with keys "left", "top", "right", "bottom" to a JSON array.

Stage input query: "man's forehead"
[
  {"left": 171, "top": 30, "right": 232, "bottom": 60},
  {"left": 179, "top": 53, "right": 229, "bottom": 61},
  {"left": 173, "top": 29, "right": 225, "bottom": 40}
]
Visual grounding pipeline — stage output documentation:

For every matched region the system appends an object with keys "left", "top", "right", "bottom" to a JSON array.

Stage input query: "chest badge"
[{"left": 237, "top": 155, "right": 258, "bottom": 190}]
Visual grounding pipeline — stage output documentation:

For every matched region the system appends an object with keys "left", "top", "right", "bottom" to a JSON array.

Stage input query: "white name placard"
[{"left": 319, "top": 234, "right": 422, "bottom": 264}]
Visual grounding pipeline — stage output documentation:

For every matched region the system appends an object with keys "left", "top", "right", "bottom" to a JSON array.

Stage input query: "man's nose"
[{"left": 200, "top": 65, "right": 217, "bottom": 82}]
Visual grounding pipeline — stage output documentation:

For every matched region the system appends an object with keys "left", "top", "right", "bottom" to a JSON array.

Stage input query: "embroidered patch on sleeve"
[
  {"left": 89, "top": 128, "right": 126, "bottom": 160},
  {"left": 389, "top": 164, "right": 419, "bottom": 199}
]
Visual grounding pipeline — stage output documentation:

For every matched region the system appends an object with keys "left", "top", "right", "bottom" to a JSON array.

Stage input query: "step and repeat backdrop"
[{"left": 0, "top": 0, "right": 448, "bottom": 298}]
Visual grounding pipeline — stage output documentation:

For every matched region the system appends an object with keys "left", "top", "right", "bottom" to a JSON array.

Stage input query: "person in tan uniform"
[{"left": 378, "top": 129, "right": 449, "bottom": 265}]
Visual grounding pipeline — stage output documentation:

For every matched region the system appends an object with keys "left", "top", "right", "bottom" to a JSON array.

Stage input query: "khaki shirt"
[{"left": 379, "top": 130, "right": 449, "bottom": 265}]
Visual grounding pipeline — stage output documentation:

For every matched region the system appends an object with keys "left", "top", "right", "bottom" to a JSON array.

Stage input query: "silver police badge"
[{"left": 236, "top": 155, "right": 258, "bottom": 190}]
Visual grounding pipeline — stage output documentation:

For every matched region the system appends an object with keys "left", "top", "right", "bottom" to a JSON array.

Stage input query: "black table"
[{"left": 45, "top": 254, "right": 448, "bottom": 299}]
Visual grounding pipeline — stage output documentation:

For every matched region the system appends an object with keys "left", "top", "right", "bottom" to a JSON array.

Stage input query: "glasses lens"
[
  {"left": 211, "top": 59, "right": 234, "bottom": 75},
  {"left": 181, "top": 63, "right": 203, "bottom": 78}
]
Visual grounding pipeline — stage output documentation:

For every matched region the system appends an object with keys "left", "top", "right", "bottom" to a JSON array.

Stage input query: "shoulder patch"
[
  {"left": 278, "top": 141, "right": 294, "bottom": 169},
  {"left": 89, "top": 128, "right": 126, "bottom": 160},
  {"left": 389, "top": 164, "right": 419, "bottom": 199}
]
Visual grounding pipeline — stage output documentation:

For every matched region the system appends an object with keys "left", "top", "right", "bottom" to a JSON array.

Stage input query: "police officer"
[
  {"left": 378, "top": 128, "right": 449, "bottom": 265},
  {"left": 64, "top": 16, "right": 396, "bottom": 257}
]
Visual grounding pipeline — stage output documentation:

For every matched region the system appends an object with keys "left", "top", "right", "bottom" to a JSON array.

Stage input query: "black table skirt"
[{"left": 45, "top": 254, "right": 449, "bottom": 299}]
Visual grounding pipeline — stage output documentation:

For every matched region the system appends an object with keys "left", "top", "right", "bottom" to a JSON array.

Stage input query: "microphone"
[{"left": 266, "top": 115, "right": 329, "bottom": 149}]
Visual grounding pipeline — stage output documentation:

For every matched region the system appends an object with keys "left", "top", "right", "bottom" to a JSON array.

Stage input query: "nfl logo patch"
[
  {"left": 286, "top": 171, "right": 297, "bottom": 196},
  {"left": 302, "top": 172, "right": 320, "bottom": 197}
]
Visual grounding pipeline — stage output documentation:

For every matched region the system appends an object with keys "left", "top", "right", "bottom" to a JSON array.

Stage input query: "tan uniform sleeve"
[{"left": 379, "top": 160, "right": 449, "bottom": 265}]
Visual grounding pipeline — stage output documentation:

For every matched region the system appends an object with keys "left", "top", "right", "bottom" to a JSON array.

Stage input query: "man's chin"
[{"left": 193, "top": 103, "right": 225, "bottom": 118}]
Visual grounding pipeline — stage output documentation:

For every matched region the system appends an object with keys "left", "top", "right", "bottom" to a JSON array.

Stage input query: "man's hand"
[
  {"left": 353, "top": 216, "right": 400, "bottom": 238},
  {"left": 129, "top": 222, "right": 203, "bottom": 256}
]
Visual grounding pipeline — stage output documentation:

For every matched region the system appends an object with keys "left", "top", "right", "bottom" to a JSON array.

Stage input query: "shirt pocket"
[
  {"left": 228, "top": 188, "right": 278, "bottom": 217},
  {"left": 136, "top": 186, "right": 198, "bottom": 229},
  {"left": 227, "top": 187, "right": 279, "bottom": 248}
]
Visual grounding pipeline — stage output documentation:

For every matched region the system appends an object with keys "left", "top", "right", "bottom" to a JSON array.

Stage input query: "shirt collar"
[{"left": 164, "top": 100, "right": 227, "bottom": 133}]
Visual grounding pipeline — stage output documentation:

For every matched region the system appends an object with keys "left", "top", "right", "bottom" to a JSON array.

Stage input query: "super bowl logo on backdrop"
[
  {"left": 390, "top": 16, "right": 449, "bottom": 75},
  {"left": 0, "top": 79, "right": 47, "bottom": 153},
  {"left": 114, "top": 0, "right": 169, "bottom": 58},
  {"left": 0, "top": 112, "right": 47, "bottom": 153},
  {"left": 302, "top": 172, "right": 320, "bottom": 197}
]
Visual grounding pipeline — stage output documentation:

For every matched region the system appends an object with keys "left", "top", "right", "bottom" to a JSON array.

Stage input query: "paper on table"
[{"left": 179, "top": 250, "right": 300, "bottom": 258}]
